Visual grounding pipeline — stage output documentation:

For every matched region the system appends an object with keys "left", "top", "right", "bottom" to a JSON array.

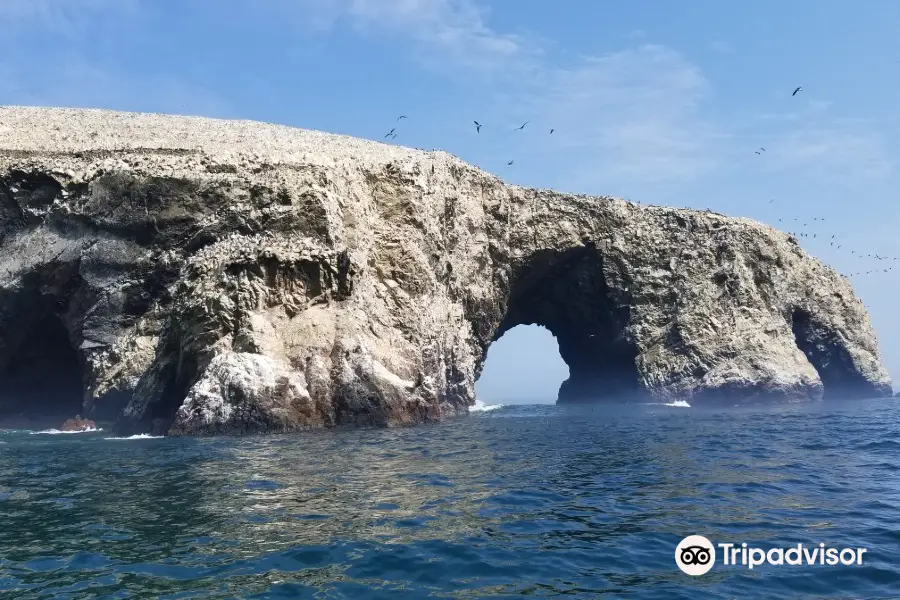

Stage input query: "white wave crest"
[
  {"left": 103, "top": 434, "right": 164, "bottom": 440},
  {"left": 471, "top": 399, "right": 504, "bottom": 413},
  {"left": 663, "top": 400, "right": 691, "bottom": 408},
  {"left": 30, "top": 427, "right": 102, "bottom": 435}
]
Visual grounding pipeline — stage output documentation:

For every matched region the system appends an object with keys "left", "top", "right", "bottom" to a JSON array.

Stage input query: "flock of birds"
[
  {"left": 386, "top": 115, "right": 552, "bottom": 168},
  {"left": 753, "top": 86, "right": 894, "bottom": 280},
  {"left": 777, "top": 216, "right": 896, "bottom": 277},
  {"left": 381, "top": 85, "right": 892, "bottom": 282}
]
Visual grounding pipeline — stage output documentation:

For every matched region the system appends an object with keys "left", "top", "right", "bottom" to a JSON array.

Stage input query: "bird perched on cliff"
[
  {"left": 792, "top": 86, "right": 802, "bottom": 96},
  {"left": 384, "top": 128, "right": 396, "bottom": 138},
  {"left": 473, "top": 121, "right": 481, "bottom": 133},
  {"left": 514, "top": 121, "right": 529, "bottom": 131}
]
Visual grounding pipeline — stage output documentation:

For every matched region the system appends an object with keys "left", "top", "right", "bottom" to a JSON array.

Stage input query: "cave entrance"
[
  {"left": 481, "top": 246, "right": 642, "bottom": 404},
  {"left": 476, "top": 324, "right": 568, "bottom": 404},
  {"left": 0, "top": 295, "right": 85, "bottom": 425},
  {"left": 791, "top": 308, "right": 873, "bottom": 399}
]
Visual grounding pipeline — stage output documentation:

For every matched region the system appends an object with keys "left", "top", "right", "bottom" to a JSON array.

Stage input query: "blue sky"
[{"left": 3, "top": 0, "right": 900, "bottom": 403}]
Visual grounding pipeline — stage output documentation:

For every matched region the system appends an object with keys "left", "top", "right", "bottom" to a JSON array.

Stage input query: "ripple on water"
[{"left": 0, "top": 398, "right": 899, "bottom": 598}]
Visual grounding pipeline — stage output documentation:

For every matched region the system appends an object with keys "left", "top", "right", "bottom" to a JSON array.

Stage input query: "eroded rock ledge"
[{"left": 0, "top": 107, "right": 891, "bottom": 435}]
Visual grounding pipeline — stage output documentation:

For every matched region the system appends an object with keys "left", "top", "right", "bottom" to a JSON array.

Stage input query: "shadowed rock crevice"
[
  {"left": 492, "top": 246, "right": 642, "bottom": 403},
  {"left": 0, "top": 108, "right": 891, "bottom": 436},
  {"left": 792, "top": 308, "right": 875, "bottom": 399},
  {"left": 0, "top": 285, "right": 85, "bottom": 422}
]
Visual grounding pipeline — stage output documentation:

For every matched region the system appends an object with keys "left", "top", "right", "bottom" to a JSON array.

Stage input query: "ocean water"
[{"left": 1, "top": 399, "right": 899, "bottom": 599}]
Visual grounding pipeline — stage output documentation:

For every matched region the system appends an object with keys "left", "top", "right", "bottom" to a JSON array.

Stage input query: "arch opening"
[
  {"left": 487, "top": 246, "right": 643, "bottom": 404},
  {"left": 476, "top": 324, "right": 568, "bottom": 404},
  {"left": 791, "top": 308, "right": 873, "bottom": 399}
]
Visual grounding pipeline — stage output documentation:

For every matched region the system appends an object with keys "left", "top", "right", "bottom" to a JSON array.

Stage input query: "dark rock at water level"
[
  {"left": 0, "top": 107, "right": 891, "bottom": 436},
  {"left": 59, "top": 415, "right": 97, "bottom": 432}
]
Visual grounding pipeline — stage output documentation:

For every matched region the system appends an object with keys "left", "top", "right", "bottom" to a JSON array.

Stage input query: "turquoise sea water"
[{"left": 1, "top": 399, "right": 899, "bottom": 598}]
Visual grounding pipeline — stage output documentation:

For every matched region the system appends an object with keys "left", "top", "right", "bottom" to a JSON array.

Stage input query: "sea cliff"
[{"left": 0, "top": 107, "right": 891, "bottom": 435}]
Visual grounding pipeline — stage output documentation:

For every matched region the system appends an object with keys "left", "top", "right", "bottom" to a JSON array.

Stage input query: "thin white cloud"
[
  {"left": 767, "top": 123, "right": 892, "bottom": 179},
  {"left": 293, "top": 0, "right": 532, "bottom": 74},
  {"left": 521, "top": 45, "right": 723, "bottom": 187},
  {"left": 292, "top": 0, "right": 896, "bottom": 193},
  {"left": 0, "top": 0, "right": 138, "bottom": 38},
  {"left": 4, "top": 0, "right": 892, "bottom": 197},
  {"left": 294, "top": 1, "right": 725, "bottom": 190},
  {"left": 0, "top": 59, "right": 234, "bottom": 118}
]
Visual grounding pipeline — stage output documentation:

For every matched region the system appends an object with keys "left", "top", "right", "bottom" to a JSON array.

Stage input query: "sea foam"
[
  {"left": 471, "top": 399, "right": 504, "bottom": 413},
  {"left": 30, "top": 428, "right": 102, "bottom": 435},
  {"left": 663, "top": 400, "right": 691, "bottom": 408}
]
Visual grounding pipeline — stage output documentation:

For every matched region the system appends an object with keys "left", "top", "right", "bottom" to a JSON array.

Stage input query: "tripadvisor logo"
[
  {"left": 676, "top": 535, "right": 716, "bottom": 575},
  {"left": 675, "top": 535, "right": 868, "bottom": 575}
]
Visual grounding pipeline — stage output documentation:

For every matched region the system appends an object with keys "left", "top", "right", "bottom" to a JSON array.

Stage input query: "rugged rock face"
[{"left": 0, "top": 107, "right": 891, "bottom": 435}]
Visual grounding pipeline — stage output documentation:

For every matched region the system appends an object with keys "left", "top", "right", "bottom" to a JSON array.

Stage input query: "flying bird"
[
  {"left": 384, "top": 128, "right": 396, "bottom": 138},
  {"left": 550, "top": 128, "right": 555, "bottom": 134},
  {"left": 397, "top": 115, "right": 407, "bottom": 121},
  {"left": 792, "top": 86, "right": 802, "bottom": 96},
  {"left": 473, "top": 121, "right": 482, "bottom": 133},
  {"left": 514, "top": 121, "right": 529, "bottom": 131},
  {"left": 507, "top": 160, "right": 515, "bottom": 166}
]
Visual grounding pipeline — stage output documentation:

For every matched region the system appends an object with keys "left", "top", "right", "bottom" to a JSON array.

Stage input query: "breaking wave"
[
  {"left": 664, "top": 400, "right": 691, "bottom": 408},
  {"left": 471, "top": 399, "right": 505, "bottom": 413},
  {"left": 30, "top": 428, "right": 102, "bottom": 435},
  {"left": 645, "top": 400, "right": 692, "bottom": 408},
  {"left": 103, "top": 434, "right": 165, "bottom": 440}
]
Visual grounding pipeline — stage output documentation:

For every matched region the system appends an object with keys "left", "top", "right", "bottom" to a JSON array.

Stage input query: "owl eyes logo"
[
  {"left": 675, "top": 535, "right": 716, "bottom": 575},
  {"left": 680, "top": 545, "right": 712, "bottom": 565},
  {"left": 676, "top": 536, "right": 868, "bottom": 573}
]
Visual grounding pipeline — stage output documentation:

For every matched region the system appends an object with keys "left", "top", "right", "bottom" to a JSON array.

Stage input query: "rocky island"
[{"left": 0, "top": 107, "right": 891, "bottom": 436}]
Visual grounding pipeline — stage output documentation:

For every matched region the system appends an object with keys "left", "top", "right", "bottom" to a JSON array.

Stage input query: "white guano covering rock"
[
  {"left": 171, "top": 352, "right": 323, "bottom": 435},
  {"left": 0, "top": 107, "right": 891, "bottom": 436}
]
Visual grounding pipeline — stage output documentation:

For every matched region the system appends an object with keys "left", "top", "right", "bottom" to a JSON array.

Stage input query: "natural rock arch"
[
  {"left": 0, "top": 108, "right": 891, "bottom": 435},
  {"left": 475, "top": 245, "right": 642, "bottom": 404}
]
